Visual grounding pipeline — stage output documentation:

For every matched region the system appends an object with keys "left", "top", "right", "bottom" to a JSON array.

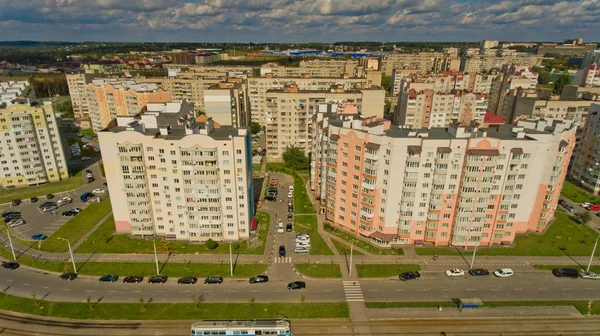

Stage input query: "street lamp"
[
  {"left": 2, "top": 227, "right": 16, "bottom": 260},
  {"left": 587, "top": 235, "right": 600, "bottom": 273},
  {"left": 57, "top": 237, "right": 77, "bottom": 274},
  {"left": 152, "top": 240, "right": 160, "bottom": 275}
]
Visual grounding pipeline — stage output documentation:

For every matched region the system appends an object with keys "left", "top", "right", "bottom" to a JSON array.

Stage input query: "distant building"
[
  {"left": 0, "top": 80, "right": 29, "bottom": 105},
  {"left": 203, "top": 81, "right": 250, "bottom": 128},
  {"left": 570, "top": 103, "right": 600, "bottom": 196},
  {"left": 573, "top": 65, "right": 600, "bottom": 87},
  {"left": 535, "top": 39, "right": 597, "bottom": 56},
  {"left": 512, "top": 93, "right": 597, "bottom": 125},
  {"left": 481, "top": 40, "right": 500, "bottom": 49},
  {"left": 582, "top": 50, "right": 600, "bottom": 68},
  {"left": 0, "top": 100, "right": 69, "bottom": 188}
]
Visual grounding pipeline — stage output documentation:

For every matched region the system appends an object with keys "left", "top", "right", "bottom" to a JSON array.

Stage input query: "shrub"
[{"left": 206, "top": 239, "right": 218, "bottom": 250}]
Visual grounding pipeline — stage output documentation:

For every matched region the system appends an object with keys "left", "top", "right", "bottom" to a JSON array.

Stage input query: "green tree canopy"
[
  {"left": 532, "top": 66, "right": 552, "bottom": 85},
  {"left": 381, "top": 74, "right": 392, "bottom": 93},
  {"left": 282, "top": 146, "right": 310, "bottom": 171},
  {"left": 250, "top": 122, "right": 262, "bottom": 134},
  {"left": 552, "top": 74, "right": 571, "bottom": 95}
]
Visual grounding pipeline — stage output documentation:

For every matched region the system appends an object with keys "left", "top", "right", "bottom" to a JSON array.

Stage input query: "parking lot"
[{"left": 1, "top": 163, "right": 107, "bottom": 240}]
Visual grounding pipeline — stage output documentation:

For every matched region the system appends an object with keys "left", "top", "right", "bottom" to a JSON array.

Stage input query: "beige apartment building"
[
  {"left": 0, "top": 100, "right": 69, "bottom": 188},
  {"left": 98, "top": 101, "right": 253, "bottom": 241},
  {"left": 488, "top": 67, "right": 538, "bottom": 116},
  {"left": 512, "top": 93, "right": 597, "bottom": 125},
  {"left": 394, "top": 72, "right": 495, "bottom": 97},
  {"left": 86, "top": 79, "right": 172, "bottom": 132},
  {"left": 66, "top": 73, "right": 97, "bottom": 127},
  {"left": 461, "top": 55, "right": 542, "bottom": 73},
  {"left": 395, "top": 89, "right": 489, "bottom": 128},
  {"left": 134, "top": 76, "right": 223, "bottom": 110},
  {"left": 311, "top": 114, "right": 575, "bottom": 247},
  {"left": 248, "top": 77, "right": 372, "bottom": 124},
  {"left": 265, "top": 84, "right": 385, "bottom": 160},
  {"left": 570, "top": 103, "right": 600, "bottom": 195},
  {"left": 203, "top": 81, "right": 250, "bottom": 128},
  {"left": 380, "top": 52, "right": 459, "bottom": 76}
]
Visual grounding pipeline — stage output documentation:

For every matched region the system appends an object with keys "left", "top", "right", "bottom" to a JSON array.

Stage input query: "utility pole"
[
  {"left": 349, "top": 242, "right": 353, "bottom": 277},
  {"left": 153, "top": 240, "right": 160, "bottom": 275},
  {"left": 229, "top": 242, "right": 233, "bottom": 276},
  {"left": 470, "top": 243, "right": 479, "bottom": 269},
  {"left": 58, "top": 238, "right": 77, "bottom": 273},
  {"left": 4, "top": 228, "right": 16, "bottom": 260},
  {"left": 587, "top": 235, "right": 600, "bottom": 272}
]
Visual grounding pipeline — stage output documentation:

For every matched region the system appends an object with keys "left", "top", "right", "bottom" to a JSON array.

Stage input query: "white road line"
[
  {"left": 62, "top": 288, "right": 71, "bottom": 291},
  {"left": 23, "top": 283, "right": 30, "bottom": 286},
  {"left": 393, "top": 289, "right": 404, "bottom": 292},
  {"left": 42, "top": 286, "right": 49, "bottom": 289},
  {"left": 132, "top": 290, "right": 141, "bottom": 293},
  {"left": 346, "top": 299, "right": 365, "bottom": 302},
  {"left": 5, "top": 279, "right": 12, "bottom": 282},
  {"left": 322, "top": 289, "right": 332, "bottom": 292},
  {"left": 108, "top": 290, "right": 116, "bottom": 293},
  {"left": 84, "top": 290, "right": 94, "bottom": 292},
  {"left": 250, "top": 290, "right": 261, "bottom": 293}
]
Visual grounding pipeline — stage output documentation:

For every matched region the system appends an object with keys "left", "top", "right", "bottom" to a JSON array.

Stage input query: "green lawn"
[
  {"left": 294, "top": 215, "right": 333, "bottom": 255},
  {"left": 18, "top": 199, "right": 112, "bottom": 252},
  {"left": 331, "top": 238, "right": 364, "bottom": 256},
  {"left": 365, "top": 300, "right": 595, "bottom": 314},
  {"left": 416, "top": 212, "right": 599, "bottom": 256},
  {"left": 98, "top": 163, "right": 105, "bottom": 178},
  {"left": 76, "top": 212, "right": 270, "bottom": 255},
  {"left": 355, "top": 264, "right": 421, "bottom": 278},
  {"left": 534, "top": 265, "right": 600, "bottom": 273},
  {"left": 294, "top": 263, "right": 342, "bottom": 278},
  {"left": 0, "top": 293, "right": 349, "bottom": 320},
  {"left": 79, "top": 129, "right": 96, "bottom": 137},
  {"left": 324, "top": 223, "right": 403, "bottom": 256},
  {"left": 0, "top": 171, "right": 84, "bottom": 205},
  {"left": 561, "top": 181, "right": 600, "bottom": 204}
]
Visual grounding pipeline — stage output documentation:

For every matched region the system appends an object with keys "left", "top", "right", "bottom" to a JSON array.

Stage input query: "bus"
[{"left": 190, "top": 319, "right": 292, "bottom": 336}]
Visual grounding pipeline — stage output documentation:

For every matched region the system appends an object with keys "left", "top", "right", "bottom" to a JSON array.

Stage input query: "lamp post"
[
  {"left": 3, "top": 227, "right": 16, "bottom": 260},
  {"left": 152, "top": 240, "right": 160, "bottom": 275},
  {"left": 229, "top": 242, "right": 233, "bottom": 277},
  {"left": 587, "top": 235, "right": 600, "bottom": 273},
  {"left": 57, "top": 238, "right": 76, "bottom": 274}
]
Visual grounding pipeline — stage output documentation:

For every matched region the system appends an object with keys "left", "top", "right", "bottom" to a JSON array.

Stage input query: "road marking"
[
  {"left": 179, "top": 290, "right": 190, "bottom": 293},
  {"left": 250, "top": 290, "right": 261, "bottom": 293},
  {"left": 346, "top": 299, "right": 365, "bottom": 302},
  {"left": 466, "top": 288, "right": 475, "bottom": 291},
  {"left": 155, "top": 290, "right": 164, "bottom": 293},
  {"left": 538, "top": 288, "right": 548, "bottom": 291},
  {"left": 84, "top": 290, "right": 94, "bottom": 292},
  {"left": 226, "top": 290, "right": 237, "bottom": 293},
  {"left": 586, "top": 288, "right": 594, "bottom": 290},
  {"left": 23, "top": 283, "right": 30, "bottom": 286},
  {"left": 132, "top": 290, "right": 141, "bottom": 293},
  {"left": 5, "top": 279, "right": 12, "bottom": 282},
  {"left": 62, "top": 288, "right": 71, "bottom": 291},
  {"left": 417, "top": 289, "right": 429, "bottom": 291},
  {"left": 562, "top": 288, "right": 571, "bottom": 291},
  {"left": 42, "top": 286, "right": 49, "bottom": 289},
  {"left": 490, "top": 288, "right": 499, "bottom": 291},
  {"left": 108, "top": 290, "right": 116, "bottom": 293},
  {"left": 394, "top": 289, "right": 404, "bottom": 292},
  {"left": 514, "top": 288, "right": 523, "bottom": 291}
]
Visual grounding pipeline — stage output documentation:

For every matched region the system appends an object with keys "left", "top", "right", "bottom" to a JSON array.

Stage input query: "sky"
[{"left": 0, "top": 0, "right": 599, "bottom": 43}]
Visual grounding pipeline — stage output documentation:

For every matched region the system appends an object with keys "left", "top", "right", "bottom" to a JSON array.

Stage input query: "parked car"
[
  {"left": 11, "top": 199, "right": 21, "bottom": 206},
  {"left": 99, "top": 275, "right": 119, "bottom": 282},
  {"left": 468, "top": 268, "right": 490, "bottom": 276},
  {"left": 204, "top": 276, "right": 224, "bottom": 284},
  {"left": 287, "top": 214, "right": 293, "bottom": 221},
  {"left": 177, "top": 277, "right": 198, "bottom": 284},
  {"left": 31, "top": 233, "right": 48, "bottom": 240},
  {"left": 249, "top": 275, "right": 269, "bottom": 284},
  {"left": 564, "top": 204, "right": 575, "bottom": 212},
  {"left": 296, "top": 233, "right": 310, "bottom": 238},
  {"left": 552, "top": 268, "right": 579, "bottom": 278},
  {"left": 80, "top": 192, "right": 95, "bottom": 202},
  {"left": 148, "top": 275, "right": 168, "bottom": 284},
  {"left": 87, "top": 177, "right": 95, "bottom": 183},
  {"left": 1, "top": 261, "right": 19, "bottom": 270},
  {"left": 287, "top": 281, "right": 306, "bottom": 290},
  {"left": 41, "top": 205, "right": 57, "bottom": 213},
  {"left": 71, "top": 208, "right": 83, "bottom": 213},
  {"left": 30, "top": 197, "right": 38, "bottom": 203},
  {"left": 286, "top": 223, "right": 292, "bottom": 232},
  {"left": 294, "top": 246, "right": 309, "bottom": 253},
  {"left": 123, "top": 276, "right": 144, "bottom": 283},
  {"left": 39, "top": 201, "right": 56, "bottom": 209},
  {"left": 46, "top": 194, "right": 55, "bottom": 199},
  {"left": 9, "top": 219, "right": 26, "bottom": 227},
  {"left": 493, "top": 268, "right": 514, "bottom": 277},
  {"left": 288, "top": 191, "right": 293, "bottom": 198},
  {"left": 289, "top": 185, "right": 294, "bottom": 192},
  {"left": 288, "top": 205, "right": 294, "bottom": 212},
  {"left": 277, "top": 222, "right": 284, "bottom": 233},
  {"left": 57, "top": 197, "right": 72, "bottom": 206},
  {"left": 399, "top": 271, "right": 421, "bottom": 281},
  {"left": 265, "top": 194, "right": 277, "bottom": 201},
  {"left": 445, "top": 269, "right": 465, "bottom": 277},
  {"left": 580, "top": 272, "right": 600, "bottom": 280},
  {"left": 59, "top": 272, "right": 78, "bottom": 281},
  {"left": 279, "top": 245, "right": 286, "bottom": 257},
  {"left": 581, "top": 202, "right": 592, "bottom": 208},
  {"left": 62, "top": 210, "right": 77, "bottom": 216},
  {"left": 558, "top": 199, "right": 567, "bottom": 206},
  {"left": 86, "top": 169, "right": 93, "bottom": 174},
  {"left": 2, "top": 210, "right": 20, "bottom": 217},
  {"left": 93, "top": 188, "right": 106, "bottom": 194},
  {"left": 586, "top": 204, "right": 600, "bottom": 211},
  {"left": 81, "top": 156, "right": 91, "bottom": 161},
  {"left": 3, "top": 214, "right": 22, "bottom": 221}
]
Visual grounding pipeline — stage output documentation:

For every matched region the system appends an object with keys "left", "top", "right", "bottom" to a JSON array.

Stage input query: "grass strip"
[
  {"left": 294, "top": 263, "right": 342, "bottom": 278},
  {"left": 0, "top": 171, "right": 84, "bottom": 205},
  {"left": 366, "top": 301, "right": 598, "bottom": 315},
  {"left": 356, "top": 264, "right": 421, "bottom": 278},
  {"left": 330, "top": 238, "right": 364, "bottom": 256},
  {"left": 561, "top": 181, "right": 600, "bottom": 204}
]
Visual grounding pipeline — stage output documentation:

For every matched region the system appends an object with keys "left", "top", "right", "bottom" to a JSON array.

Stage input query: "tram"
[{"left": 190, "top": 319, "right": 292, "bottom": 336}]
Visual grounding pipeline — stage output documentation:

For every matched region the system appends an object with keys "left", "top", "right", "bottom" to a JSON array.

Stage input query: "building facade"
[
  {"left": 98, "top": 101, "right": 253, "bottom": 241},
  {"left": 203, "top": 81, "right": 251, "bottom": 128},
  {"left": 0, "top": 100, "right": 69, "bottom": 188},
  {"left": 512, "top": 94, "right": 596, "bottom": 125},
  {"left": 311, "top": 116, "right": 576, "bottom": 247},
  {"left": 570, "top": 103, "right": 600, "bottom": 195}
]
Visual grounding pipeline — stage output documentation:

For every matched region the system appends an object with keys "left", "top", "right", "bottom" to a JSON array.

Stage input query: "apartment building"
[
  {"left": 481, "top": 40, "right": 500, "bottom": 49},
  {"left": 488, "top": 67, "right": 538, "bottom": 116},
  {"left": 0, "top": 80, "right": 29, "bottom": 105},
  {"left": 380, "top": 52, "right": 458, "bottom": 76},
  {"left": 248, "top": 77, "right": 371, "bottom": 124},
  {"left": 461, "top": 55, "right": 542, "bottom": 73},
  {"left": 574, "top": 64, "right": 600, "bottom": 87},
  {"left": 86, "top": 79, "right": 172, "bottom": 132},
  {"left": 395, "top": 89, "right": 489, "bottom": 128},
  {"left": 570, "top": 103, "right": 600, "bottom": 195},
  {"left": 535, "top": 42, "right": 597, "bottom": 57},
  {"left": 311, "top": 115, "right": 575, "bottom": 247},
  {"left": 583, "top": 50, "right": 600, "bottom": 68},
  {"left": 512, "top": 93, "right": 596, "bottom": 125},
  {"left": 396, "top": 72, "right": 494, "bottom": 96},
  {"left": 98, "top": 100, "right": 253, "bottom": 241},
  {"left": 134, "top": 77, "right": 223, "bottom": 110},
  {"left": 265, "top": 84, "right": 384, "bottom": 160},
  {"left": 0, "top": 100, "right": 69, "bottom": 188},
  {"left": 66, "top": 73, "right": 97, "bottom": 127},
  {"left": 561, "top": 85, "right": 600, "bottom": 100},
  {"left": 203, "top": 81, "right": 250, "bottom": 128}
]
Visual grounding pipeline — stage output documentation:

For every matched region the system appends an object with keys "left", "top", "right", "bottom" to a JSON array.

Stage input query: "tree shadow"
[
  {"left": 232, "top": 250, "right": 240, "bottom": 274},
  {"left": 93, "top": 295, "right": 104, "bottom": 309},
  {"left": 159, "top": 252, "right": 173, "bottom": 274},
  {"left": 76, "top": 250, "right": 97, "bottom": 273},
  {"left": 452, "top": 246, "right": 471, "bottom": 268}
]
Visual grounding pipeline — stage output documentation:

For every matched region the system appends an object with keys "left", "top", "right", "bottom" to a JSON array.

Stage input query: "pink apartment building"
[{"left": 312, "top": 114, "right": 576, "bottom": 247}]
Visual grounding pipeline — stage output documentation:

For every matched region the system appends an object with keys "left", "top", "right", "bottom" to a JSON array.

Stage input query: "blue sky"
[{"left": 0, "top": 0, "right": 598, "bottom": 43}]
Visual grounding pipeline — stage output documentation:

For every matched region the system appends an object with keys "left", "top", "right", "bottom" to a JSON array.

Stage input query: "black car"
[
  {"left": 3, "top": 214, "right": 22, "bottom": 221},
  {"left": 46, "top": 194, "right": 55, "bottom": 199},
  {"left": 30, "top": 197, "right": 39, "bottom": 203},
  {"left": 88, "top": 177, "right": 95, "bottom": 183},
  {"left": 99, "top": 274, "right": 119, "bottom": 282},
  {"left": 399, "top": 271, "right": 421, "bottom": 281},
  {"left": 204, "top": 276, "right": 224, "bottom": 284},
  {"left": 86, "top": 169, "right": 93, "bottom": 174},
  {"left": 558, "top": 199, "right": 567, "bottom": 206},
  {"left": 286, "top": 223, "right": 292, "bottom": 232},
  {"left": 468, "top": 268, "right": 490, "bottom": 276},
  {"left": 249, "top": 275, "right": 269, "bottom": 284},
  {"left": 62, "top": 210, "right": 77, "bottom": 216},
  {"left": 148, "top": 275, "right": 168, "bottom": 283},
  {"left": 178, "top": 277, "right": 198, "bottom": 284},
  {"left": 287, "top": 281, "right": 306, "bottom": 290},
  {"left": 123, "top": 275, "right": 144, "bottom": 283},
  {"left": 265, "top": 194, "right": 277, "bottom": 201},
  {"left": 59, "top": 272, "right": 78, "bottom": 281},
  {"left": 288, "top": 205, "right": 294, "bottom": 212},
  {"left": 11, "top": 199, "right": 21, "bottom": 206},
  {"left": 287, "top": 214, "right": 293, "bottom": 221},
  {"left": 39, "top": 201, "right": 57, "bottom": 209},
  {"left": 1, "top": 210, "right": 20, "bottom": 217},
  {"left": 564, "top": 204, "right": 575, "bottom": 212},
  {"left": 279, "top": 245, "right": 286, "bottom": 257},
  {"left": 1, "top": 261, "right": 20, "bottom": 270},
  {"left": 552, "top": 268, "right": 579, "bottom": 278}
]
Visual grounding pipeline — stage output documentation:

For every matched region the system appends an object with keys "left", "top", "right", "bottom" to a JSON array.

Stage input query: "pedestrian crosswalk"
[
  {"left": 343, "top": 280, "right": 364, "bottom": 302},
  {"left": 274, "top": 257, "right": 292, "bottom": 263}
]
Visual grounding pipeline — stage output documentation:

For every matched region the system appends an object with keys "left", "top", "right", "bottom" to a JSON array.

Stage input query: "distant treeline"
[{"left": 29, "top": 75, "right": 69, "bottom": 98}]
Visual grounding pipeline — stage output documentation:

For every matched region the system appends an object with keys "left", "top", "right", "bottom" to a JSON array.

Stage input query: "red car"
[{"left": 585, "top": 204, "right": 600, "bottom": 211}]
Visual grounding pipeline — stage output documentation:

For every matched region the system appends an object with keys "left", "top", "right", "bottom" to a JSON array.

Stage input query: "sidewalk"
[{"left": 368, "top": 306, "right": 584, "bottom": 319}]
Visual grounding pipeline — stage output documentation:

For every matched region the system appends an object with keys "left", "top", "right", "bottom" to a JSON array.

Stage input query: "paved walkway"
[{"left": 368, "top": 306, "right": 584, "bottom": 319}]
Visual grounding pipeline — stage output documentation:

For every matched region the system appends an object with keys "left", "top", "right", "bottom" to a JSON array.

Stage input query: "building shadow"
[{"left": 559, "top": 247, "right": 584, "bottom": 268}]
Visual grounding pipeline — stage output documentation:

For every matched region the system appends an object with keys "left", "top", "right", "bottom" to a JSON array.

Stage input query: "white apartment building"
[
  {"left": 66, "top": 73, "right": 97, "bottom": 127},
  {"left": 98, "top": 101, "right": 253, "bottom": 242},
  {"left": 570, "top": 103, "right": 600, "bottom": 196},
  {"left": 0, "top": 81, "right": 29, "bottom": 105},
  {"left": 203, "top": 81, "right": 251, "bottom": 128},
  {"left": 0, "top": 100, "right": 69, "bottom": 188}
]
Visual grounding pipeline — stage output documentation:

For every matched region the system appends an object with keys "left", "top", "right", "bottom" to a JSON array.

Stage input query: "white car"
[
  {"left": 289, "top": 185, "right": 294, "bottom": 192},
  {"left": 580, "top": 272, "right": 600, "bottom": 280},
  {"left": 494, "top": 268, "right": 514, "bottom": 277},
  {"left": 294, "top": 246, "right": 309, "bottom": 253},
  {"left": 87, "top": 173, "right": 93, "bottom": 178},
  {"left": 277, "top": 223, "right": 284, "bottom": 233},
  {"left": 81, "top": 156, "right": 91, "bottom": 161},
  {"left": 445, "top": 269, "right": 465, "bottom": 277},
  {"left": 93, "top": 188, "right": 106, "bottom": 194},
  {"left": 581, "top": 202, "right": 592, "bottom": 208},
  {"left": 9, "top": 219, "right": 25, "bottom": 227},
  {"left": 288, "top": 192, "right": 293, "bottom": 198},
  {"left": 57, "top": 197, "right": 72, "bottom": 206}
]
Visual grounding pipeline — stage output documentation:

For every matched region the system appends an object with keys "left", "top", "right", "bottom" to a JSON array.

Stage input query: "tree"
[
  {"left": 205, "top": 238, "right": 218, "bottom": 250},
  {"left": 532, "top": 66, "right": 552, "bottom": 85},
  {"left": 250, "top": 122, "right": 262, "bottom": 134},
  {"left": 384, "top": 99, "right": 392, "bottom": 115},
  {"left": 282, "top": 146, "right": 310, "bottom": 171},
  {"left": 381, "top": 74, "right": 392, "bottom": 93},
  {"left": 139, "top": 298, "right": 146, "bottom": 312},
  {"left": 552, "top": 74, "right": 571, "bottom": 95},
  {"left": 582, "top": 211, "right": 592, "bottom": 225}
]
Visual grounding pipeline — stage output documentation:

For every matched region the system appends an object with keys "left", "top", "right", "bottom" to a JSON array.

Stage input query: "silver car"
[
  {"left": 9, "top": 219, "right": 25, "bottom": 227},
  {"left": 580, "top": 272, "right": 600, "bottom": 280}
]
